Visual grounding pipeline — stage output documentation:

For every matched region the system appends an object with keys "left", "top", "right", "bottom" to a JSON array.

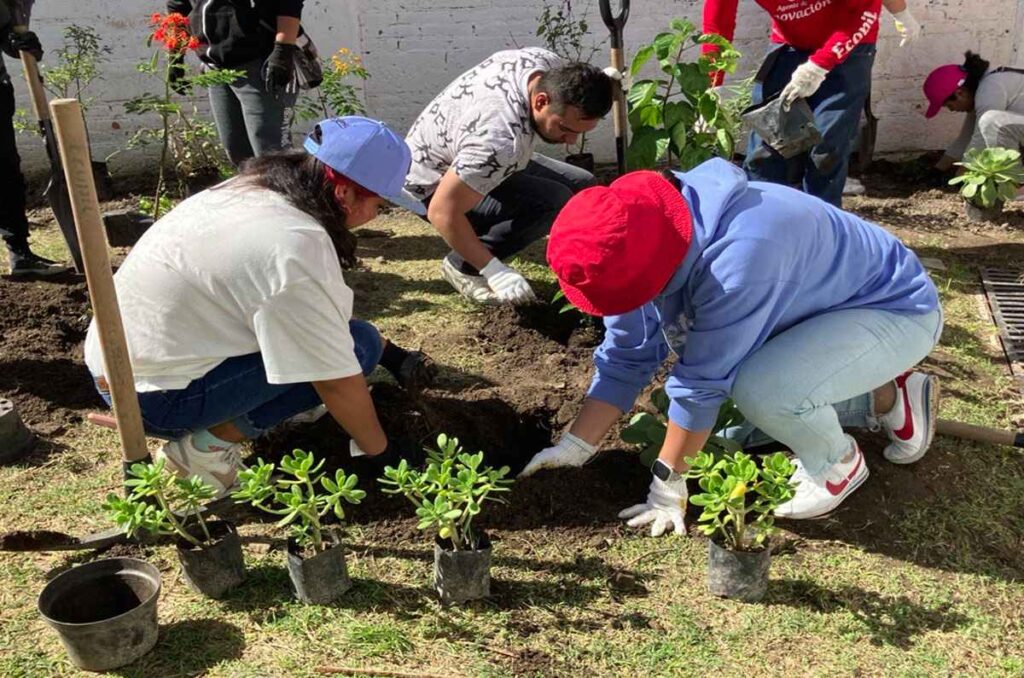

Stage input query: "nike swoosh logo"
[
  {"left": 825, "top": 453, "right": 863, "bottom": 496},
  {"left": 892, "top": 377, "right": 915, "bottom": 441}
]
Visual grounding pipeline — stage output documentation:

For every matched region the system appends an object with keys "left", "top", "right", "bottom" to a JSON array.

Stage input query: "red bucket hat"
[{"left": 547, "top": 171, "right": 693, "bottom": 317}]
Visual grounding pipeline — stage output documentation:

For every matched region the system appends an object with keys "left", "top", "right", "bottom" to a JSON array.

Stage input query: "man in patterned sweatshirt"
[
  {"left": 405, "top": 48, "right": 614, "bottom": 306},
  {"left": 703, "top": 0, "right": 889, "bottom": 206},
  {"left": 0, "top": 0, "right": 69, "bottom": 275}
]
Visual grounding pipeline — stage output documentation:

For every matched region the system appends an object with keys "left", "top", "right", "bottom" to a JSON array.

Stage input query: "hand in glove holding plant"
[
  {"left": 264, "top": 41, "right": 298, "bottom": 95},
  {"left": 780, "top": 61, "right": 828, "bottom": 110},
  {"left": 480, "top": 258, "right": 536, "bottom": 305},
  {"left": 618, "top": 460, "right": 688, "bottom": 537},
  {"left": 518, "top": 433, "right": 597, "bottom": 478},
  {"left": 891, "top": 8, "right": 921, "bottom": 47}
]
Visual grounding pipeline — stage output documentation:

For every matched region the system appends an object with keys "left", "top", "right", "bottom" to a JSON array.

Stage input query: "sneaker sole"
[
  {"left": 440, "top": 261, "right": 499, "bottom": 305},
  {"left": 779, "top": 462, "right": 870, "bottom": 521},
  {"left": 885, "top": 375, "right": 939, "bottom": 465},
  {"left": 8, "top": 268, "right": 70, "bottom": 278}
]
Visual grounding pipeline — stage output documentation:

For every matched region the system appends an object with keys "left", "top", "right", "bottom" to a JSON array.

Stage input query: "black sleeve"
[
  {"left": 167, "top": 0, "right": 193, "bottom": 16},
  {"left": 277, "top": 0, "right": 303, "bottom": 19}
]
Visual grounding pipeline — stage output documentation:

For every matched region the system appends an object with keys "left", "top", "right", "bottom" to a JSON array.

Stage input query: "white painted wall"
[{"left": 13, "top": 0, "right": 1024, "bottom": 179}]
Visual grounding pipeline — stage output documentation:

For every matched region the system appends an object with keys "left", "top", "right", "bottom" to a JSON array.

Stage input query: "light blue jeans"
[{"left": 728, "top": 308, "right": 943, "bottom": 475}]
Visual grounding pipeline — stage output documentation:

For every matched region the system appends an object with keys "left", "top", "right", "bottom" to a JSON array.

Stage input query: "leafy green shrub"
[
  {"left": 104, "top": 459, "right": 217, "bottom": 547},
  {"left": 621, "top": 387, "right": 745, "bottom": 466},
  {"left": 950, "top": 147, "right": 1024, "bottom": 208},
  {"left": 42, "top": 25, "right": 111, "bottom": 111},
  {"left": 626, "top": 18, "right": 741, "bottom": 170},
  {"left": 294, "top": 48, "right": 369, "bottom": 123},
  {"left": 684, "top": 450, "right": 796, "bottom": 551},
  {"left": 232, "top": 449, "right": 366, "bottom": 553},
  {"left": 379, "top": 434, "right": 512, "bottom": 550}
]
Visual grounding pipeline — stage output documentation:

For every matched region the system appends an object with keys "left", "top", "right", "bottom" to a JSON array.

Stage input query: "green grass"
[{"left": 1, "top": 195, "right": 1023, "bottom": 676}]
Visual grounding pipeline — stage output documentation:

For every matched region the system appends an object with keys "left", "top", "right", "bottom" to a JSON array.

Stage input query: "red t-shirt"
[{"left": 703, "top": 0, "right": 882, "bottom": 72}]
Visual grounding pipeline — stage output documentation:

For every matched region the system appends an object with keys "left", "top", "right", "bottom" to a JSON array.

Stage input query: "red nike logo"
[
  {"left": 825, "top": 453, "right": 863, "bottom": 496},
  {"left": 892, "top": 375, "right": 915, "bottom": 441}
]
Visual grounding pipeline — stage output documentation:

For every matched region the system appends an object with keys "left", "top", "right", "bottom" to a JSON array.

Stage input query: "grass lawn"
[{"left": 0, "top": 179, "right": 1022, "bottom": 677}]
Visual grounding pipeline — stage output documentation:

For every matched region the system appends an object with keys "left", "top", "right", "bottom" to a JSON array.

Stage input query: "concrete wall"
[{"left": 13, "top": 0, "right": 1024, "bottom": 178}]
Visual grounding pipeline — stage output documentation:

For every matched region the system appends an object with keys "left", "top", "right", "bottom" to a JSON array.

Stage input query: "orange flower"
[
  {"left": 187, "top": 36, "right": 200, "bottom": 50},
  {"left": 150, "top": 12, "right": 161, "bottom": 24}
]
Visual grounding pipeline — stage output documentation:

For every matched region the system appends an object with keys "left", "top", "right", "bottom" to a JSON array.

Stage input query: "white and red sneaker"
[
  {"left": 879, "top": 371, "right": 939, "bottom": 464},
  {"left": 775, "top": 436, "right": 869, "bottom": 520}
]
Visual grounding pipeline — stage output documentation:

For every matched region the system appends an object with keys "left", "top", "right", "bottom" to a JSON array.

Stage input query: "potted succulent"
[
  {"left": 621, "top": 388, "right": 745, "bottom": 466},
  {"left": 684, "top": 450, "right": 796, "bottom": 603},
  {"left": 950, "top": 147, "right": 1024, "bottom": 222},
  {"left": 233, "top": 449, "right": 365, "bottom": 604},
  {"left": 105, "top": 459, "right": 245, "bottom": 599},
  {"left": 380, "top": 434, "right": 513, "bottom": 605}
]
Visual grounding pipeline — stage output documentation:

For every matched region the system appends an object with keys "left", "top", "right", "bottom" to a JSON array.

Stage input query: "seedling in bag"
[{"left": 950, "top": 147, "right": 1024, "bottom": 221}]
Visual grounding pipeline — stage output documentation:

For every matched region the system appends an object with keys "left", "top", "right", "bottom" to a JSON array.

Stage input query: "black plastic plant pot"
[
  {"left": 184, "top": 168, "right": 224, "bottom": 197},
  {"left": 964, "top": 200, "right": 1004, "bottom": 223},
  {"left": 707, "top": 539, "right": 771, "bottom": 603},
  {"left": 102, "top": 209, "right": 154, "bottom": 247},
  {"left": 565, "top": 152, "right": 595, "bottom": 173},
  {"left": 38, "top": 557, "right": 161, "bottom": 672},
  {"left": 0, "top": 398, "right": 36, "bottom": 464},
  {"left": 433, "top": 532, "right": 492, "bottom": 605},
  {"left": 175, "top": 520, "right": 245, "bottom": 599},
  {"left": 286, "top": 534, "right": 352, "bottom": 605}
]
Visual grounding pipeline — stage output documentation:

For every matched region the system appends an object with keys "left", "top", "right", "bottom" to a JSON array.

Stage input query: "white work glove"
[
  {"left": 618, "top": 475, "right": 688, "bottom": 537},
  {"left": 602, "top": 66, "right": 623, "bottom": 82},
  {"left": 891, "top": 8, "right": 921, "bottom": 47},
  {"left": 780, "top": 61, "right": 828, "bottom": 111},
  {"left": 480, "top": 258, "right": 536, "bottom": 305},
  {"left": 518, "top": 432, "right": 597, "bottom": 478}
]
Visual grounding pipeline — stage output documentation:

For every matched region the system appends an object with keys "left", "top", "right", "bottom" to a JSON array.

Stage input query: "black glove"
[
  {"left": 263, "top": 41, "right": 297, "bottom": 96},
  {"left": 168, "top": 52, "right": 189, "bottom": 96},
  {"left": 364, "top": 437, "right": 427, "bottom": 469},
  {"left": 2, "top": 30, "right": 42, "bottom": 61}
]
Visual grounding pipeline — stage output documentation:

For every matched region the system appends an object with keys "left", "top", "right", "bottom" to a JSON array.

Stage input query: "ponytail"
[{"left": 962, "top": 51, "right": 990, "bottom": 95}]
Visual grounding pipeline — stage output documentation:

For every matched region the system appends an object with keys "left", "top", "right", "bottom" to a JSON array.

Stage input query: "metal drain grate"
[{"left": 981, "top": 268, "right": 1024, "bottom": 385}]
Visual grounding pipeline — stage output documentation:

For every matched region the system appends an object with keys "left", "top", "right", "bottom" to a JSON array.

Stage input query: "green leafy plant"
[
  {"left": 684, "top": 450, "right": 796, "bottom": 551},
  {"left": 949, "top": 147, "right": 1024, "bottom": 209},
  {"left": 622, "top": 387, "right": 745, "bottom": 466},
  {"left": 104, "top": 459, "right": 217, "bottom": 547},
  {"left": 122, "top": 12, "right": 240, "bottom": 220},
  {"left": 535, "top": 0, "right": 602, "bottom": 156},
  {"left": 294, "top": 48, "right": 369, "bottom": 123},
  {"left": 232, "top": 449, "right": 366, "bottom": 554},
  {"left": 42, "top": 25, "right": 111, "bottom": 111},
  {"left": 379, "top": 434, "right": 513, "bottom": 550},
  {"left": 626, "top": 18, "right": 741, "bottom": 170}
]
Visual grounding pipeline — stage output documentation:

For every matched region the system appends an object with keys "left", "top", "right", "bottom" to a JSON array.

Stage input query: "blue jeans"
[
  {"left": 430, "top": 154, "right": 596, "bottom": 275},
  {"left": 727, "top": 308, "right": 943, "bottom": 475},
  {"left": 745, "top": 43, "right": 876, "bottom": 206},
  {"left": 207, "top": 59, "right": 297, "bottom": 167},
  {"left": 96, "top": 320, "right": 382, "bottom": 440}
]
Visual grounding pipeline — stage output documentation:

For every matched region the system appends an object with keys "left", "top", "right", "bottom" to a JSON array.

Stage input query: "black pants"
[{"left": 0, "top": 56, "right": 29, "bottom": 252}]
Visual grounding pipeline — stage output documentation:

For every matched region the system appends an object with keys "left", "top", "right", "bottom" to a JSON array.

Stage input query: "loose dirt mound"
[{"left": 0, "top": 273, "right": 98, "bottom": 432}]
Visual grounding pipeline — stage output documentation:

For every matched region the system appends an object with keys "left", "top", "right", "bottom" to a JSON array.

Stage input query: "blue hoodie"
[{"left": 587, "top": 158, "right": 940, "bottom": 431}]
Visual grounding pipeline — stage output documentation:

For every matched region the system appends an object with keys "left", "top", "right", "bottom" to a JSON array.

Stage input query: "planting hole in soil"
[
  {"left": 176, "top": 520, "right": 246, "bottom": 599},
  {"left": 38, "top": 557, "right": 161, "bottom": 671}
]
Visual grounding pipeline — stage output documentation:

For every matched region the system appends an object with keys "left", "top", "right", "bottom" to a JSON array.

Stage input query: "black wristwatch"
[{"left": 651, "top": 459, "right": 683, "bottom": 483}]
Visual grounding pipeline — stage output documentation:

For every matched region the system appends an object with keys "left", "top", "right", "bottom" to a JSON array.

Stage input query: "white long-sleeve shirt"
[{"left": 946, "top": 68, "right": 1024, "bottom": 159}]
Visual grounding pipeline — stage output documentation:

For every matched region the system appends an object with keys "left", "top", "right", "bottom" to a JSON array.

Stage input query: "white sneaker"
[
  {"left": 843, "top": 177, "right": 866, "bottom": 196},
  {"left": 441, "top": 257, "right": 499, "bottom": 305},
  {"left": 775, "top": 436, "right": 869, "bottom": 520},
  {"left": 879, "top": 371, "right": 939, "bottom": 464},
  {"left": 156, "top": 435, "right": 244, "bottom": 498}
]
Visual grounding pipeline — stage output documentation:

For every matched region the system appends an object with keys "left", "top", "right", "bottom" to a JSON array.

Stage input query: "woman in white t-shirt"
[{"left": 86, "top": 117, "right": 432, "bottom": 495}]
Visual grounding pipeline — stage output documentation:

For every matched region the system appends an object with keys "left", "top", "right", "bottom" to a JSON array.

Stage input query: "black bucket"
[
  {"left": 433, "top": 532, "right": 492, "bottom": 605},
  {"left": 707, "top": 540, "right": 771, "bottom": 603},
  {"left": 38, "top": 557, "right": 161, "bottom": 671},
  {"left": 175, "top": 520, "right": 245, "bottom": 599},
  {"left": 0, "top": 398, "right": 35, "bottom": 464},
  {"left": 286, "top": 534, "right": 352, "bottom": 605}
]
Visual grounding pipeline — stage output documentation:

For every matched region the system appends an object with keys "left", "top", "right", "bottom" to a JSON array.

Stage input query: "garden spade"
[
  {"left": 19, "top": 52, "right": 84, "bottom": 273},
  {"left": 599, "top": 0, "right": 629, "bottom": 176}
]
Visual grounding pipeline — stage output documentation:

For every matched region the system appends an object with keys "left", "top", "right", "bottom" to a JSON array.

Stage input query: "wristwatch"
[{"left": 651, "top": 459, "right": 684, "bottom": 483}]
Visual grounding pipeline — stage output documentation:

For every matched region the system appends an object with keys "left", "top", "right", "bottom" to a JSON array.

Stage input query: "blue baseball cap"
[{"left": 304, "top": 116, "right": 425, "bottom": 216}]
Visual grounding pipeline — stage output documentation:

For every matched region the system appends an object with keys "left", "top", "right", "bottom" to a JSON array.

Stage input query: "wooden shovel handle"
[
  {"left": 19, "top": 51, "right": 50, "bottom": 123},
  {"left": 49, "top": 99, "right": 149, "bottom": 462},
  {"left": 936, "top": 419, "right": 1024, "bottom": 448}
]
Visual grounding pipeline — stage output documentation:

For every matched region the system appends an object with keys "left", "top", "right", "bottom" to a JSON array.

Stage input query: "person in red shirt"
[{"left": 703, "top": 0, "right": 884, "bottom": 206}]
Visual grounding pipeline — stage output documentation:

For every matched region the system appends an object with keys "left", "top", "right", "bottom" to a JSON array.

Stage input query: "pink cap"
[{"left": 923, "top": 64, "right": 967, "bottom": 118}]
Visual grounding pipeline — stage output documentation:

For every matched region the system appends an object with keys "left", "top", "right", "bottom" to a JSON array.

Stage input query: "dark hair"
[
  {"left": 961, "top": 51, "right": 990, "bottom": 95},
  {"left": 535, "top": 62, "right": 614, "bottom": 119},
  {"left": 235, "top": 151, "right": 357, "bottom": 268},
  {"left": 660, "top": 169, "right": 682, "bottom": 191}
]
